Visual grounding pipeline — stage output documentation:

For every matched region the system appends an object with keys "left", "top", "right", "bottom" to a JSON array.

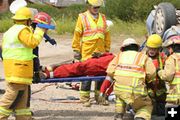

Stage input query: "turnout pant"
[
  {"left": 80, "top": 80, "right": 103, "bottom": 102},
  {"left": 115, "top": 91, "right": 152, "bottom": 120},
  {"left": 0, "top": 83, "right": 32, "bottom": 120}
]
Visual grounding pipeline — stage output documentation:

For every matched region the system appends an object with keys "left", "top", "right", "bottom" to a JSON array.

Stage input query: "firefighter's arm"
[
  {"left": 72, "top": 16, "right": 83, "bottom": 52},
  {"left": 145, "top": 57, "right": 156, "bottom": 82},
  {"left": 158, "top": 56, "right": 175, "bottom": 82},
  {"left": 18, "top": 27, "right": 45, "bottom": 48},
  {"left": 104, "top": 31, "right": 111, "bottom": 52},
  {"left": 100, "top": 76, "right": 113, "bottom": 95},
  {"left": 106, "top": 54, "right": 119, "bottom": 77}
]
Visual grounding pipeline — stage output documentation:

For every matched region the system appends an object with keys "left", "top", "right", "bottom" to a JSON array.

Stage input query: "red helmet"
[
  {"left": 33, "top": 12, "right": 55, "bottom": 29},
  {"left": 34, "top": 12, "right": 51, "bottom": 24}
]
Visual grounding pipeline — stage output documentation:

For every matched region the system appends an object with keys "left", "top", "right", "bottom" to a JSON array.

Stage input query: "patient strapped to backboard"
[{"left": 41, "top": 53, "right": 114, "bottom": 79}]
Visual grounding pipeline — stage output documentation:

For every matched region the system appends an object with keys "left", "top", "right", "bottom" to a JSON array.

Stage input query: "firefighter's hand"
[
  {"left": 92, "top": 52, "right": 103, "bottom": 58},
  {"left": 45, "top": 38, "right": 57, "bottom": 45},
  {"left": 98, "top": 93, "right": 107, "bottom": 105},
  {"left": 73, "top": 50, "right": 81, "bottom": 60}
]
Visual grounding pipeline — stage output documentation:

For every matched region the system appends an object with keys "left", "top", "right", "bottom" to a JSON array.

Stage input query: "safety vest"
[
  {"left": 114, "top": 51, "right": 147, "bottom": 95},
  {"left": 166, "top": 53, "right": 180, "bottom": 103},
  {"left": 2, "top": 24, "right": 34, "bottom": 84},
  {"left": 148, "top": 53, "right": 166, "bottom": 98},
  {"left": 80, "top": 11, "right": 107, "bottom": 42}
]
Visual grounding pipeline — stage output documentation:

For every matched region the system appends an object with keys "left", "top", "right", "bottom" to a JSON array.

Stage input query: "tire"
[{"left": 154, "top": 2, "right": 177, "bottom": 36}]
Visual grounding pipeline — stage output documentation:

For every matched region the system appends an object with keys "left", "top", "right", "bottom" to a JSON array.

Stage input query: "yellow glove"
[{"left": 33, "top": 27, "right": 45, "bottom": 42}]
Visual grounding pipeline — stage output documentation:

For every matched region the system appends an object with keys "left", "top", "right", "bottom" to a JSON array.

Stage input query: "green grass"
[
  {"left": 110, "top": 18, "right": 147, "bottom": 37},
  {"left": 0, "top": 3, "right": 146, "bottom": 37}
]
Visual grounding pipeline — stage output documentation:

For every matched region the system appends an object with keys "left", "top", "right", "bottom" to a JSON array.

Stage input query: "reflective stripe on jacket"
[
  {"left": 166, "top": 53, "right": 180, "bottom": 103},
  {"left": 80, "top": 11, "right": 107, "bottom": 42},
  {"left": 2, "top": 24, "right": 34, "bottom": 84},
  {"left": 114, "top": 51, "right": 147, "bottom": 95}
]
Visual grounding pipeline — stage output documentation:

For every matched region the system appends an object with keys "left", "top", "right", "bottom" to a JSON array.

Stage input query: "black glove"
[
  {"left": 92, "top": 52, "right": 103, "bottom": 58},
  {"left": 73, "top": 50, "right": 81, "bottom": 60},
  {"left": 44, "top": 33, "right": 57, "bottom": 45},
  {"left": 45, "top": 38, "right": 57, "bottom": 45}
]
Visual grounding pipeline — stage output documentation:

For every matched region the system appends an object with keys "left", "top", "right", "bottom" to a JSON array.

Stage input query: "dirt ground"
[{"left": 0, "top": 33, "right": 163, "bottom": 120}]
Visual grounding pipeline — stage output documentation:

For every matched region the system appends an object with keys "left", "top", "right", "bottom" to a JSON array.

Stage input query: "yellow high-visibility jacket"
[
  {"left": 2, "top": 24, "right": 44, "bottom": 84},
  {"left": 72, "top": 10, "right": 111, "bottom": 61}
]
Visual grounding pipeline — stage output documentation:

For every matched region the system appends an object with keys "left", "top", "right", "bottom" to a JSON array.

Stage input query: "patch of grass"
[
  {"left": 110, "top": 18, "right": 147, "bottom": 37},
  {"left": 0, "top": 18, "right": 13, "bottom": 33},
  {"left": 0, "top": 4, "right": 146, "bottom": 37},
  {"left": 56, "top": 17, "right": 76, "bottom": 34}
]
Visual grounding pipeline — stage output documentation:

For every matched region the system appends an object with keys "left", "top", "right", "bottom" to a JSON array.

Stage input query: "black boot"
[
  {"left": 114, "top": 113, "right": 123, "bottom": 120},
  {"left": 134, "top": 117, "right": 145, "bottom": 120},
  {"left": 33, "top": 72, "right": 41, "bottom": 83}
]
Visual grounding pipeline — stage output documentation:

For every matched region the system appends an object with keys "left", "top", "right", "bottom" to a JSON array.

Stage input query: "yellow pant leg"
[
  {"left": 0, "top": 83, "right": 32, "bottom": 120},
  {"left": 133, "top": 95, "right": 153, "bottom": 120},
  {"left": 115, "top": 94, "right": 126, "bottom": 113},
  {"left": 15, "top": 85, "right": 32, "bottom": 120}
]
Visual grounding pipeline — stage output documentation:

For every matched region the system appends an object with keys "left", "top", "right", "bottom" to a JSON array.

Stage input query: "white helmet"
[{"left": 120, "top": 38, "right": 139, "bottom": 50}]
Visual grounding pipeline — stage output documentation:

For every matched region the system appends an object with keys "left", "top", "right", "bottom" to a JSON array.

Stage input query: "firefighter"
[
  {"left": 72, "top": 0, "right": 111, "bottom": 107},
  {"left": 0, "top": 7, "right": 46, "bottom": 120},
  {"left": 158, "top": 35, "right": 180, "bottom": 106},
  {"left": 107, "top": 38, "right": 156, "bottom": 120},
  {"left": 31, "top": 12, "right": 56, "bottom": 83},
  {"left": 146, "top": 34, "right": 167, "bottom": 116}
]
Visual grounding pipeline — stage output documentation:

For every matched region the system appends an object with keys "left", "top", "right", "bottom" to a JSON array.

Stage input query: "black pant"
[{"left": 33, "top": 47, "right": 40, "bottom": 72}]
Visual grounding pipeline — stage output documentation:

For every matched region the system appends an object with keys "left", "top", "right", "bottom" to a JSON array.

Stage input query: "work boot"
[
  {"left": 83, "top": 101, "right": 91, "bottom": 107},
  {"left": 33, "top": 72, "right": 41, "bottom": 83},
  {"left": 114, "top": 113, "right": 123, "bottom": 120},
  {"left": 134, "top": 117, "right": 145, "bottom": 120}
]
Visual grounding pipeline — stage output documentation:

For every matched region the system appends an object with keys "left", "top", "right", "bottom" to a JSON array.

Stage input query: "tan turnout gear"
[
  {"left": 107, "top": 39, "right": 156, "bottom": 120},
  {"left": 0, "top": 83, "right": 31, "bottom": 120},
  {"left": 158, "top": 53, "right": 180, "bottom": 104}
]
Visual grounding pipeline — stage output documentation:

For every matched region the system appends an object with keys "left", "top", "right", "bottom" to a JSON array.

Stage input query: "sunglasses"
[{"left": 93, "top": 6, "right": 100, "bottom": 9}]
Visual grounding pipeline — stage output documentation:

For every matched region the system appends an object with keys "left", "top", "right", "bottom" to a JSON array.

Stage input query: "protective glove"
[
  {"left": 44, "top": 33, "right": 57, "bottom": 45},
  {"left": 73, "top": 50, "right": 81, "bottom": 60},
  {"left": 98, "top": 93, "right": 108, "bottom": 105},
  {"left": 92, "top": 52, "right": 103, "bottom": 58}
]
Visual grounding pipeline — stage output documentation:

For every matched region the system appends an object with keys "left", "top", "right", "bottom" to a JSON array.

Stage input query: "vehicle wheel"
[{"left": 154, "top": 2, "right": 177, "bottom": 36}]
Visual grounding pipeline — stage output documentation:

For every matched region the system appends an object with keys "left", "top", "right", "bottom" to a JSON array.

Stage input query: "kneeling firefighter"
[{"left": 106, "top": 38, "right": 156, "bottom": 120}]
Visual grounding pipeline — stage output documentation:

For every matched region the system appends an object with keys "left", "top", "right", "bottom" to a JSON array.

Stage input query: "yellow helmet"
[
  {"left": 146, "top": 34, "right": 162, "bottom": 48},
  {"left": 87, "top": 0, "right": 103, "bottom": 7},
  {"left": 12, "top": 7, "right": 32, "bottom": 20}
]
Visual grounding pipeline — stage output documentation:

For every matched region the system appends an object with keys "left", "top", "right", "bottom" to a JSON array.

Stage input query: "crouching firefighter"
[
  {"left": 0, "top": 7, "right": 46, "bottom": 120},
  {"left": 106, "top": 38, "right": 156, "bottom": 120},
  {"left": 146, "top": 34, "right": 167, "bottom": 116}
]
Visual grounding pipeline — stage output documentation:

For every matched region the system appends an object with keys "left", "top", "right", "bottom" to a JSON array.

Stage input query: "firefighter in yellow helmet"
[
  {"left": 146, "top": 34, "right": 167, "bottom": 116},
  {"left": 107, "top": 38, "right": 156, "bottom": 120},
  {"left": 158, "top": 35, "right": 180, "bottom": 106},
  {"left": 72, "top": 0, "right": 111, "bottom": 107},
  {"left": 0, "top": 7, "right": 47, "bottom": 120}
]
